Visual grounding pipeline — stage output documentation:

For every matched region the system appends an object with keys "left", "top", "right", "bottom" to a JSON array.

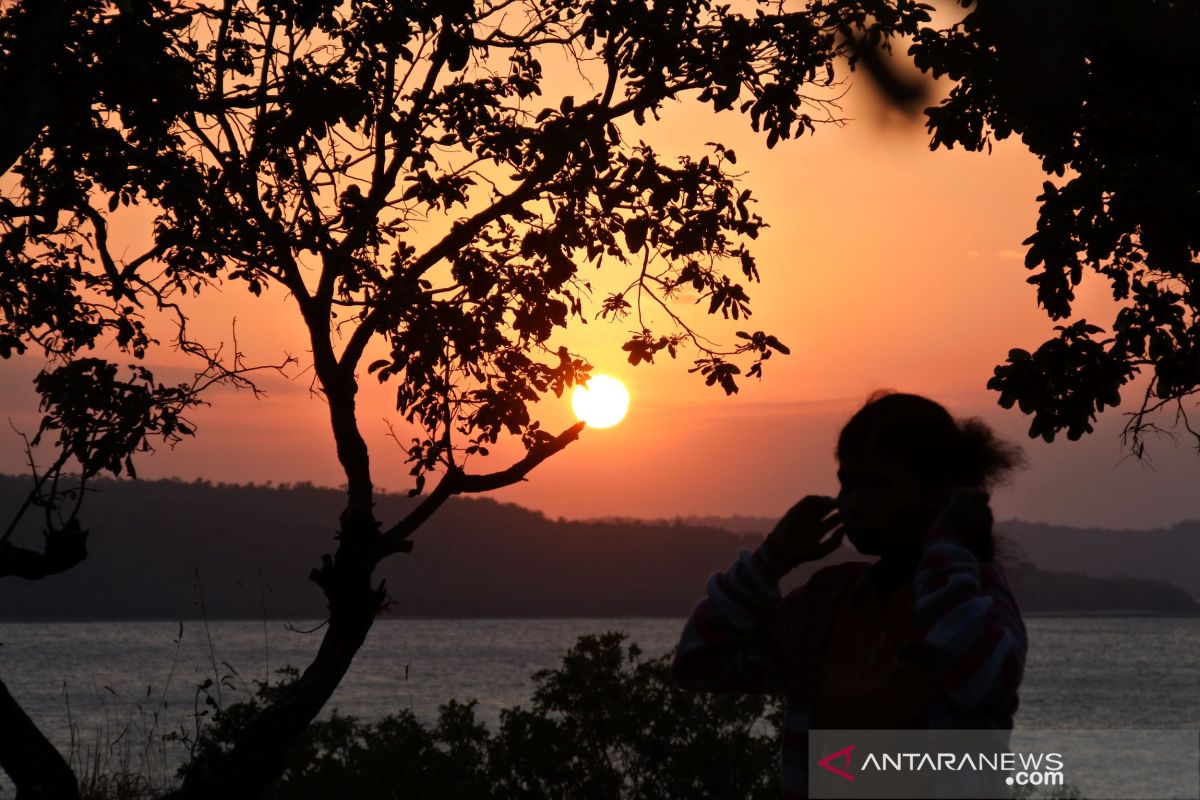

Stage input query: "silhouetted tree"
[
  {"left": 910, "top": 0, "right": 1200, "bottom": 455},
  {"left": 0, "top": 0, "right": 932, "bottom": 796}
]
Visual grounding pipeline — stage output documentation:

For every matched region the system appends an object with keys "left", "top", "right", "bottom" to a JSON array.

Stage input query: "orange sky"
[{"left": 4, "top": 49, "right": 1200, "bottom": 531}]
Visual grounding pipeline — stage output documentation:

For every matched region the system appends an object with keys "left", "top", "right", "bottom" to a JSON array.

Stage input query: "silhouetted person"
[{"left": 672, "top": 391, "right": 1028, "bottom": 799}]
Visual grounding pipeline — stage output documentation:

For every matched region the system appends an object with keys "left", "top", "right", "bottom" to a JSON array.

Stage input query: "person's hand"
[
  {"left": 761, "top": 495, "right": 844, "bottom": 572},
  {"left": 927, "top": 486, "right": 992, "bottom": 543}
]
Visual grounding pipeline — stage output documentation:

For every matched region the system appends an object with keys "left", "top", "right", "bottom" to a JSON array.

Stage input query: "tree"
[
  {"left": 0, "top": 0, "right": 932, "bottom": 796},
  {"left": 909, "top": 0, "right": 1200, "bottom": 456}
]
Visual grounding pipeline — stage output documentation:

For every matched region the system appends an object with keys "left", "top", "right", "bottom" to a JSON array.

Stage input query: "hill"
[
  {"left": 672, "top": 514, "right": 1200, "bottom": 598},
  {"left": 0, "top": 476, "right": 1195, "bottom": 619}
]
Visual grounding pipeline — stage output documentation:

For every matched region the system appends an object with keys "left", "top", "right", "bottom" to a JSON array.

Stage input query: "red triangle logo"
[{"left": 818, "top": 744, "right": 856, "bottom": 782}]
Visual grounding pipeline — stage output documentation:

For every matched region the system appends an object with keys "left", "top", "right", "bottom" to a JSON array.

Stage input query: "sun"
[{"left": 571, "top": 375, "right": 630, "bottom": 428}]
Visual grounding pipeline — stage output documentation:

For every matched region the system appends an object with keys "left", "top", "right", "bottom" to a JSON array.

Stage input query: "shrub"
[{"left": 180, "top": 632, "right": 783, "bottom": 800}]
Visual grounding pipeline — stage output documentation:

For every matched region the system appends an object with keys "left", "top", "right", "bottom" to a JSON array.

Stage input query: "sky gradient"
[{"left": 3, "top": 69, "right": 1199, "bottom": 531}]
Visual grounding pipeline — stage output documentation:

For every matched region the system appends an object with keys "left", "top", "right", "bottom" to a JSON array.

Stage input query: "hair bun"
[{"left": 955, "top": 416, "right": 1026, "bottom": 490}]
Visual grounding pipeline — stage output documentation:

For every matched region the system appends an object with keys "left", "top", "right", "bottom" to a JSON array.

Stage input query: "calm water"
[{"left": 1, "top": 617, "right": 1198, "bottom": 796}]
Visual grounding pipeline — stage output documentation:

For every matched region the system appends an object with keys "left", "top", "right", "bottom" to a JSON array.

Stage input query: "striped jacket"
[{"left": 670, "top": 527, "right": 1027, "bottom": 799}]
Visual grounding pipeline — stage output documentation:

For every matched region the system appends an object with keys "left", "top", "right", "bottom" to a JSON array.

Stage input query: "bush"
[{"left": 179, "top": 632, "right": 783, "bottom": 800}]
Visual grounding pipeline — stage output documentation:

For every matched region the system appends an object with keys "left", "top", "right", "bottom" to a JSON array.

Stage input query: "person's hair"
[{"left": 836, "top": 390, "right": 1027, "bottom": 560}]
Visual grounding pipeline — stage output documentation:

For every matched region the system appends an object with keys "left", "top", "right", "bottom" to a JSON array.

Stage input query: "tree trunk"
[
  {"left": 163, "top": 511, "right": 385, "bottom": 800},
  {"left": 0, "top": 678, "right": 79, "bottom": 800}
]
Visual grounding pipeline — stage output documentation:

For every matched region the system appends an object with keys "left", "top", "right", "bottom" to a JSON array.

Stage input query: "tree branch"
[
  {"left": 76, "top": 203, "right": 138, "bottom": 305},
  {"left": 325, "top": 41, "right": 449, "bottom": 291},
  {"left": 377, "top": 421, "right": 584, "bottom": 557},
  {"left": 0, "top": 521, "right": 87, "bottom": 580},
  {"left": 335, "top": 78, "right": 703, "bottom": 373},
  {"left": 455, "top": 420, "right": 585, "bottom": 493}
]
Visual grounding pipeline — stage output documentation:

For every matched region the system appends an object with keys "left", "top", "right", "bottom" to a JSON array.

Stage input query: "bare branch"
[{"left": 378, "top": 421, "right": 585, "bottom": 557}]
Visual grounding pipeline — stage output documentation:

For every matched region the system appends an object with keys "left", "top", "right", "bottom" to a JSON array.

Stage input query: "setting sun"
[{"left": 571, "top": 375, "right": 630, "bottom": 428}]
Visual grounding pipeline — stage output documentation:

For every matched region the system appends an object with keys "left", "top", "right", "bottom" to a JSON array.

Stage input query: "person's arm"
[
  {"left": 671, "top": 495, "right": 843, "bottom": 694},
  {"left": 914, "top": 489, "right": 1027, "bottom": 712},
  {"left": 671, "top": 540, "right": 794, "bottom": 694}
]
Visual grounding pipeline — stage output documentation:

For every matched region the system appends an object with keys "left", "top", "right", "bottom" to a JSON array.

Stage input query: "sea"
[{"left": 1, "top": 616, "right": 1198, "bottom": 797}]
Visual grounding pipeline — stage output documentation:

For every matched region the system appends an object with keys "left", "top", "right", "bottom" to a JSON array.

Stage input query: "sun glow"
[{"left": 571, "top": 375, "right": 630, "bottom": 428}]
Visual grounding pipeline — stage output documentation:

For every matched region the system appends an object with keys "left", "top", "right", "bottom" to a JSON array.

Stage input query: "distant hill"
[
  {"left": 1006, "top": 564, "right": 1199, "bottom": 615},
  {"left": 0, "top": 475, "right": 1195, "bottom": 619},
  {"left": 668, "top": 515, "right": 1200, "bottom": 598}
]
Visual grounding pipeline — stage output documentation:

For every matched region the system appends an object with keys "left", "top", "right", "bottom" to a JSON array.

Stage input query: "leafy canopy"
[
  {"left": 912, "top": 0, "right": 1200, "bottom": 453},
  {"left": 2, "top": 0, "right": 932, "bottom": 510}
]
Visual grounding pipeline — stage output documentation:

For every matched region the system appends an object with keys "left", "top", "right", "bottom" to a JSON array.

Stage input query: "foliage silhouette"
[
  {"left": 0, "top": 0, "right": 932, "bottom": 796},
  {"left": 180, "top": 633, "right": 782, "bottom": 800},
  {"left": 909, "top": 0, "right": 1200, "bottom": 455}
]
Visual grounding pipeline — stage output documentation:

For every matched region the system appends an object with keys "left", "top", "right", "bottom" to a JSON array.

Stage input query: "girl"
[{"left": 671, "top": 391, "right": 1028, "bottom": 799}]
